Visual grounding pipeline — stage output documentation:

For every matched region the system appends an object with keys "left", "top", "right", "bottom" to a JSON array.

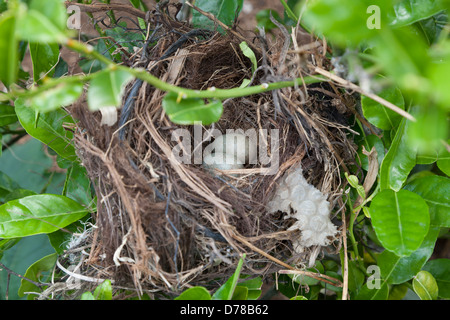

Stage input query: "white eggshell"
[{"left": 203, "top": 152, "right": 244, "bottom": 171}]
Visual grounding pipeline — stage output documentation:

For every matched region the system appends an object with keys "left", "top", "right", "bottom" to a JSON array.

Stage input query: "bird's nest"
[{"left": 58, "top": 8, "right": 359, "bottom": 299}]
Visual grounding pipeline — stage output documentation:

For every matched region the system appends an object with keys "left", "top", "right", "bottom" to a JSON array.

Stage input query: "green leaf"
[
  {"left": 423, "top": 259, "right": 450, "bottom": 299},
  {"left": 175, "top": 286, "right": 212, "bottom": 300},
  {"left": 16, "top": 0, "right": 68, "bottom": 43},
  {"left": 388, "top": 284, "right": 408, "bottom": 300},
  {"left": 0, "top": 238, "right": 20, "bottom": 260},
  {"left": 347, "top": 260, "right": 365, "bottom": 293},
  {"left": 361, "top": 84, "right": 405, "bottom": 130},
  {"left": 388, "top": 0, "right": 447, "bottom": 27},
  {"left": 407, "top": 106, "right": 448, "bottom": 155},
  {"left": 0, "top": 194, "right": 89, "bottom": 239},
  {"left": 404, "top": 175, "right": 450, "bottom": 227},
  {"left": 0, "top": 171, "right": 20, "bottom": 203},
  {"left": 378, "top": 226, "right": 439, "bottom": 284},
  {"left": 63, "top": 162, "right": 93, "bottom": 207},
  {"left": 379, "top": 116, "right": 417, "bottom": 191},
  {"left": 192, "top": 0, "right": 244, "bottom": 33},
  {"left": 29, "top": 42, "right": 60, "bottom": 82},
  {"left": 0, "top": 104, "right": 18, "bottom": 126},
  {"left": 354, "top": 282, "right": 389, "bottom": 300},
  {"left": 93, "top": 279, "right": 113, "bottom": 300},
  {"left": 0, "top": 12, "right": 18, "bottom": 87},
  {"left": 239, "top": 41, "right": 257, "bottom": 73},
  {"left": 302, "top": 0, "right": 389, "bottom": 46},
  {"left": 162, "top": 92, "right": 223, "bottom": 125},
  {"left": 415, "top": 11, "right": 448, "bottom": 45},
  {"left": 0, "top": 234, "right": 54, "bottom": 300},
  {"left": 437, "top": 143, "right": 450, "bottom": 176},
  {"left": 87, "top": 69, "right": 134, "bottom": 110},
  {"left": 427, "top": 40, "right": 450, "bottom": 109},
  {"left": 212, "top": 254, "right": 245, "bottom": 300},
  {"left": 3, "top": 189, "right": 37, "bottom": 203},
  {"left": 18, "top": 252, "right": 57, "bottom": 298},
  {"left": 80, "top": 292, "right": 95, "bottom": 300},
  {"left": 370, "top": 189, "right": 430, "bottom": 256},
  {"left": 15, "top": 98, "right": 77, "bottom": 161},
  {"left": 413, "top": 270, "right": 438, "bottom": 300},
  {"left": 236, "top": 277, "right": 262, "bottom": 300},
  {"left": 231, "top": 286, "right": 248, "bottom": 300},
  {"left": 23, "top": 81, "right": 83, "bottom": 113}
]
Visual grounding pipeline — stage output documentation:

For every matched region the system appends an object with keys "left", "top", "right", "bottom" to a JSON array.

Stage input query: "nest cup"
[{"left": 67, "top": 12, "right": 357, "bottom": 297}]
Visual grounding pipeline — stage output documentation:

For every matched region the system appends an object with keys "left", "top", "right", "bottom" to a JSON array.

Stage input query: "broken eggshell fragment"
[{"left": 268, "top": 165, "right": 338, "bottom": 249}]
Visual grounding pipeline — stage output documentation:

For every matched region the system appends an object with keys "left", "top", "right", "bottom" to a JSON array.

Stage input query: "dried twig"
[{"left": 312, "top": 66, "right": 416, "bottom": 122}]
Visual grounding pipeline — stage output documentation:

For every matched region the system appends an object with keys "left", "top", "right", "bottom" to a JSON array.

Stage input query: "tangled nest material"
[{"left": 58, "top": 5, "right": 359, "bottom": 298}]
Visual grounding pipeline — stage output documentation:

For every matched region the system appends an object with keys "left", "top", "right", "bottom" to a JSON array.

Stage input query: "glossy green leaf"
[
  {"left": 404, "top": 175, "right": 450, "bottom": 227},
  {"left": 0, "top": 104, "right": 18, "bottom": 126},
  {"left": 347, "top": 260, "right": 365, "bottom": 293},
  {"left": 413, "top": 270, "right": 438, "bottom": 300},
  {"left": 388, "top": 0, "right": 447, "bottom": 27},
  {"left": 80, "top": 292, "right": 95, "bottom": 300},
  {"left": 354, "top": 282, "right": 389, "bottom": 300},
  {"left": 379, "top": 117, "right": 417, "bottom": 191},
  {"left": 373, "top": 27, "right": 429, "bottom": 86},
  {"left": 361, "top": 84, "right": 405, "bottom": 130},
  {"left": 175, "top": 286, "right": 212, "bottom": 300},
  {"left": 378, "top": 226, "right": 439, "bottom": 284},
  {"left": 407, "top": 106, "right": 448, "bottom": 154},
  {"left": 15, "top": 98, "right": 77, "bottom": 161},
  {"left": 29, "top": 42, "right": 60, "bottom": 82},
  {"left": 231, "top": 286, "right": 248, "bottom": 300},
  {"left": 212, "top": 255, "right": 245, "bottom": 300},
  {"left": 423, "top": 259, "right": 450, "bottom": 299},
  {"left": 87, "top": 69, "right": 134, "bottom": 110},
  {"left": 236, "top": 277, "right": 262, "bottom": 300},
  {"left": 93, "top": 279, "right": 112, "bottom": 300},
  {"left": 162, "top": 92, "right": 223, "bottom": 125},
  {"left": 0, "top": 234, "right": 54, "bottom": 300},
  {"left": 23, "top": 81, "right": 83, "bottom": 113},
  {"left": 18, "top": 252, "right": 57, "bottom": 298},
  {"left": 437, "top": 143, "right": 450, "bottom": 176},
  {"left": 415, "top": 11, "right": 448, "bottom": 45},
  {"left": 0, "top": 194, "right": 89, "bottom": 239},
  {"left": 63, "top": 162, "right": 93, "bottom": 207},
  {"left": 302, "top": 0, "right": 389, "bottom": 46},
  {"left": 0, "top": 171, "right": 20, "bottom": 203},
  {"left": 428, "top": 40, "right": 450, "bottom": 110},
  {"left": 192, "top": 0, "right": 244, "bottom": 33},
  {"left": 3, "top": 189, "right": 37, "bottom": 203},
  {"left": 388, "top": 284, "right": 408, "bottom": 300},
  {"left": 0, "top": 0, "right": 7, "bottom": 14},
  {"left": 16, "top": 0, "right": 68, "bottom": 43},
  {"left": 0, "top": 12, "right": 18, "bottom": 87},
  {"left": 370, "top": 189, "right": 429, "bottom": 256},
  {"left": 0, "top": 238, "right": 20, "bottom": 260},
  {"left": 239, "top": 41, "right": 257, "bottom": 72}
]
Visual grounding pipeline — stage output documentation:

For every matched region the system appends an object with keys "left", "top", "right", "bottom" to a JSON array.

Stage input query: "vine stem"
[
  {"left": 64, "top": 39, "right": 326, "bottom": 100},
  {"left": 0, "top": 38, "right": 326, "bottom": 103}
]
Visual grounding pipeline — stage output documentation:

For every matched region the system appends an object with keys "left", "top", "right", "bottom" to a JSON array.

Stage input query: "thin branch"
[
  {"left": 0, "top": 261, "right": 49, "bottom": 289},
  {"left": 312, "top": 66, "right": 416, "bottom": 122}
]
